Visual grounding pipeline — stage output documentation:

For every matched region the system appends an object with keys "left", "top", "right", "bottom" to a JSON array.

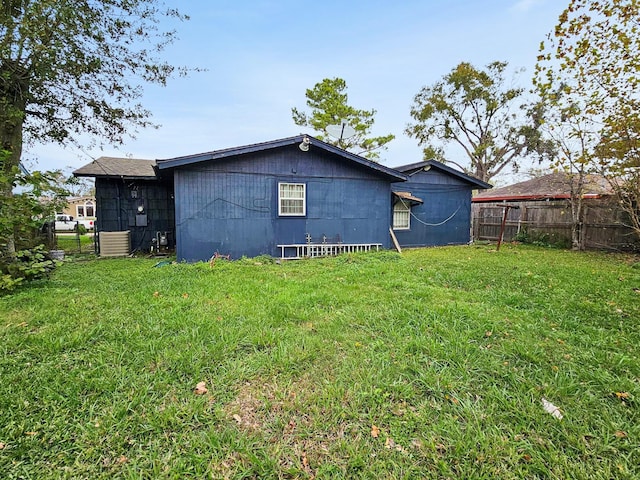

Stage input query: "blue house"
[
  {"left": 155, "top": 136, "right": 407, "bottom": 261},
  {"left": 74, "top": 135, "right": 490, "bottom": 261},
  {"left": 390, "top": 161, "right": 491, "bottom": 248},
  {"left": 73, "top": 156, "right": 175, "bottom": 254}
]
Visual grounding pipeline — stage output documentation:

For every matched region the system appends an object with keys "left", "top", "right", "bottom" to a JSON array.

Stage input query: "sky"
[{"left": 25, "top": 0, "right": 568, "bottom": 184}]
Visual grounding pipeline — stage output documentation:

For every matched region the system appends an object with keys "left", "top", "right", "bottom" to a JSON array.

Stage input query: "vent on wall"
[{"left": 99, "top": 231, "right": 131, "bottom": 257}]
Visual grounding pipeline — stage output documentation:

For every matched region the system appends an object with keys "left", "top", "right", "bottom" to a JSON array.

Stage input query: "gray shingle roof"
[
  {"left": 73, "top": 156, "right": 157, "bottom": 179},
  {"left": 473, "top": 172, "right": 612, "bottom": 202}
]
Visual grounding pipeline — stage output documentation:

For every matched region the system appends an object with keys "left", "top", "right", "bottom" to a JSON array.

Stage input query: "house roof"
[
  {"left": 73, "top": 156, "right": 157, "bottom": 180},
  {"left": 393, "top": 160, "right": 492, "bottom": 189},
  {"left": 473, "top": 172, "right": 613, "bottom": 203},
  {"left": 155, "top": 135, "right": 408, "bottom": 182}
]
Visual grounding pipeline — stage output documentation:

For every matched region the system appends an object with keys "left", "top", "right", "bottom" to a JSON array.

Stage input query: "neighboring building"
[
  {"left": 472, "top": 172, "right": 637, "bottom": 250},
  {"left": 61, "top": 196, "right": 96, "bottom": 223},
  {"left": 74, "top": 135, "right": 491, "bottom": 260},
  {"left": 391, "top": 161, "right": 491, "bottom": 248}
]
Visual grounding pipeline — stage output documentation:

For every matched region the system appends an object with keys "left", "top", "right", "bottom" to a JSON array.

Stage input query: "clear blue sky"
[{"left": 27, "top": 0, "right": 567, "bottom": 182}]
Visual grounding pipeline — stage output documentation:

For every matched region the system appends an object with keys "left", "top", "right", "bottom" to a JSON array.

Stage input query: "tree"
[
  {"left": 291, "top": 78, "right": 394, "bottom": 161},
  {"left": 1, "top": 0, "right": 190, "bottom": 256},
  {"left": 406, "top": 61, "right": 555, "bottom": 183},
  {"left": 535, "top": 0, "right": 640, "bottom": 246},
  {"left": 0, "top": 151, "right": 70, "bottom": 290}
]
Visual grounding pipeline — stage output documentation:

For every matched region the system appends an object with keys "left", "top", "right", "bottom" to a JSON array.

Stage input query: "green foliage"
[
  {"left": 514, "top": 227, "right": 571, "bottom": 249},
  {"left": 0, "top": 244, "right": 57, "bottom": 291},
  {"left": 291, "top": 77, "right": 395, "bottom": 161},
  {"left": 535, "top": 0, "right": 640, "bottom": 243},
  {"left": 0, "top": 152, "right": 69, "bottom": 252},
  {"left": 0, "top": 0, "right": 191, "bottom": 172},
  {"left": 0, "top": 246, "right": 638, "bottom": 477},
  {"left": 407, "top": 61, "right": 555, "bottom": 183}
]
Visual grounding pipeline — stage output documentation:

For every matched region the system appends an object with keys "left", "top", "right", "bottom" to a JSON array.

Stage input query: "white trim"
[
  {"left": 393, "top": 201, "right": 411, "bottom": 230},
  {"left": 278, "top": 182, "right": 306, "bottom": 216},
  {"left": 76, "top": 199, "right": 95, "bottom": 218}
]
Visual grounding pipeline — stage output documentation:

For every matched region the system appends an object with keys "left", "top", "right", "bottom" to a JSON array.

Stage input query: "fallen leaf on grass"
[
  {"left": 541, "top": 398, "right": 563, "bottom": 420},
  {"left": 182, "top": 293, "right": 189, "bottom": 298},
  {"left": 614, "top": 392, "right": 631, "bottom": 405},
  {"left": 193, "top": 381, "right": 208, "bottom": 395},
  {"left": 371, "top": 425, "right": 380, "bottom": 438},
  {"left": 615, "top": 431, "right": 628, "bottom": 438},
  {"left": 301, "top": 451, "right": 311, "bottom": 473},
  {"left": 445, "top": 394, "right": 459, "bottom": 405},
  {"left": 25, "top": 431, "right": 37, "bottom": 436},
  {"left": 232, "top": 414, "right": 242, "bottom": 424},
  {"left": 152, "top": 291, "right": 160, "bottom": 297},
  {"left": 0, "top": 442, "right": 5, "bottom": 449},
  {"left": 117, "top": 455, "right": 128, "bottom": 464},
  {"left": 385, "top": 437, "right": 405, "bottom": 452},
  {"left": 284, "top": 419, "right": 296, "bottom": 434}
]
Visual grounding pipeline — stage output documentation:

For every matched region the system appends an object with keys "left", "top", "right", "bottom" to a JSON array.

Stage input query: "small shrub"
[
  {"left": 513, "top": 228, "right": 571, "bottom": 249},
  {"left": 0, "top": 245, "right": 58, "bottom": 292}
]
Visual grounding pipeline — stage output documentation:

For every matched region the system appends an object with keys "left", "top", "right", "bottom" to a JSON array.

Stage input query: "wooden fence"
[{"left": 472, "top": 199, "right": 639, "bottom": 251}]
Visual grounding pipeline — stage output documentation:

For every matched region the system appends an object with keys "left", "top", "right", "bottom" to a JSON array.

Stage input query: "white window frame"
[
  {"left": 76, "top": 200, "right": 94, "bottom": 218},
  {"left": 393, "top": 201, "right": 411, "bottom": 230},
  {"left": 278, "top": 183, "right": 306, "bottom": 216}
]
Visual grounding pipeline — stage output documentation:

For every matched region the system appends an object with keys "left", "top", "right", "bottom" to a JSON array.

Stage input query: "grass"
[
  {"left": 1, "top": 245, "right": 639, "bottom": 479},
  {"left": 54, "top": 233, "right": 95, "bottom": 254}
]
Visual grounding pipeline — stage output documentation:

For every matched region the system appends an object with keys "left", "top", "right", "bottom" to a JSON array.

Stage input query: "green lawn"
[
  {"left": 1, "top": 245, "right": 639, "bottom": 479},
  {"left": 54, "top": 233, "right": 95, "bottom": 254}
]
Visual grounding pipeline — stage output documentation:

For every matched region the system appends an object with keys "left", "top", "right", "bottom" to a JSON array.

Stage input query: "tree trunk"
[
  {"left": 568, "top": 171, "right": 585, "bottom": 251},
  {"left": 0, "top": 61, "right": 29, "bottom": 258}
]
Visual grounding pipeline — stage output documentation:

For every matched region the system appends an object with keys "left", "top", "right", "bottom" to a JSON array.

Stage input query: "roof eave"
[
  {"left": 393, "top": 160, "right": 491, "bottom": 189},
  {"left": 73, "top": 171, "right": 158, "bottom": 180},
  {"left": 473, "top": 193, "right": 607, "bottom": 203},
  {"left": 156, "top": 135, "right": 408, "bottom": 182}
]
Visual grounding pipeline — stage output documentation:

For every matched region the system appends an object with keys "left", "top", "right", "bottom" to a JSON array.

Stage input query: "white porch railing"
[{"left": 277, "top": 243, "right": 382, "bottom": 260}]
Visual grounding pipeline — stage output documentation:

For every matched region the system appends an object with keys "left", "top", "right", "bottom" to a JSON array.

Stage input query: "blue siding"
[
  {"left": 95, "top": 178, "right": 175, "bottom": 253},
  {"left": 392, "top": 169, "right": 474, "bottom": 247},
  {"left": 174, "top": 146, "right": 392, "bottom": 261}
]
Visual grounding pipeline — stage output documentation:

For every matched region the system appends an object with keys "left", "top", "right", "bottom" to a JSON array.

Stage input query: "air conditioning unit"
[{"left": 99, "top": 231, "right": 131, "bottom": 257}]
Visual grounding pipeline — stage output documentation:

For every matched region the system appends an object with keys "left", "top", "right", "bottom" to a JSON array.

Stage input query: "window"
[
  {"left": 279, "top": 183, "right": 306, "bottom": 216},
  {"left": 76, "top": 200, "right": 95, "bottom": 218},
  {"left": 393, "top": 201, "right": 410, "bottom": 230}
]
